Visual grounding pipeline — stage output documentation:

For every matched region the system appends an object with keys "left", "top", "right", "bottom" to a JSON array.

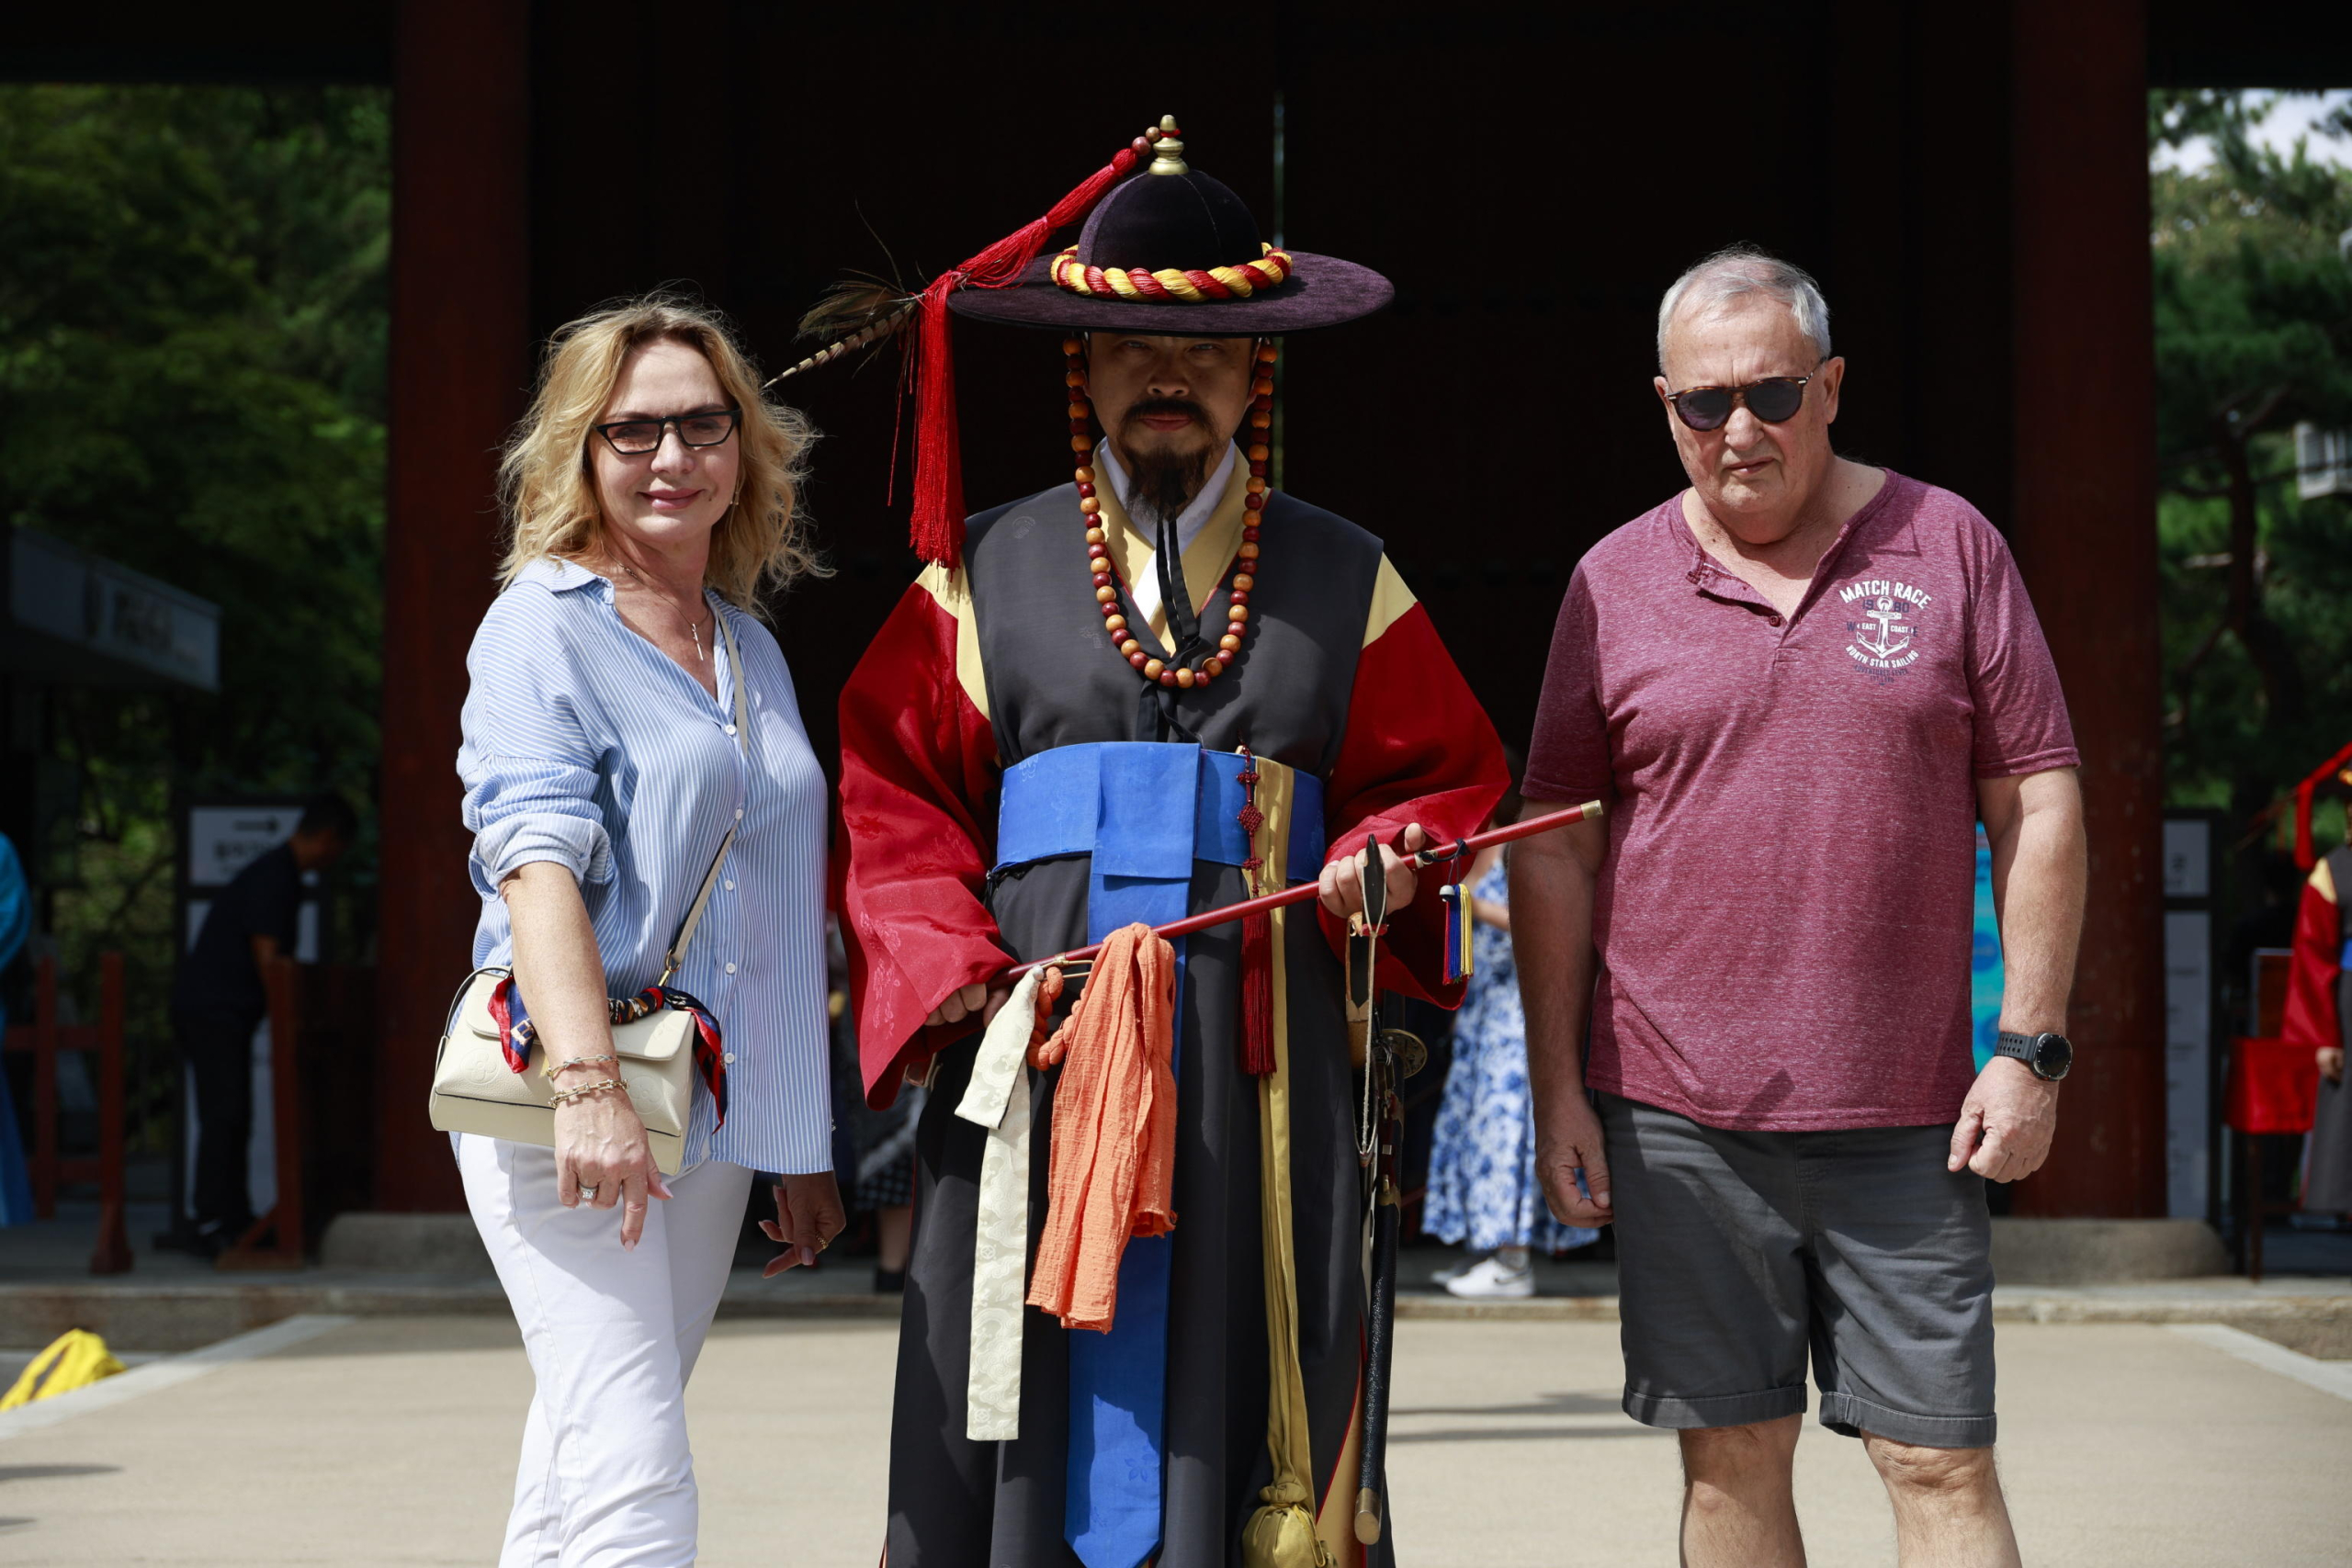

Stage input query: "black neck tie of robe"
[{"left": 1135, "top": 513, "right": 1209, "bottom": 743}]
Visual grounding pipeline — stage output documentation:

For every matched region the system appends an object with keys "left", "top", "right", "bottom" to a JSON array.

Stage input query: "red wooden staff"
[{"left": 1005, "top": 799, "right": 1606, "bottom": 979}]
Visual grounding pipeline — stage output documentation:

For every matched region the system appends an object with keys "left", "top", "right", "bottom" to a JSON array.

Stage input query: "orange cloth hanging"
[{"left": 1025, "top": 922, "right": 1179, "bottom": 1332}]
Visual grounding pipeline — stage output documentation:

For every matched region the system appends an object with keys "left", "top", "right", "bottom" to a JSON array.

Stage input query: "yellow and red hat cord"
[{"left": 1051, "top": 243, "right": 1295, "bottom": 302}]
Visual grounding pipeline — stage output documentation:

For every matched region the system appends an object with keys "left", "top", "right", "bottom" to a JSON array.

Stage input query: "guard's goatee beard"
[
  {"left": 1130, "top": 446, "right": 1216, "bottom": 525},
  {"left": 1117, "top": 396, "right": 1218, "bottom": 523}
]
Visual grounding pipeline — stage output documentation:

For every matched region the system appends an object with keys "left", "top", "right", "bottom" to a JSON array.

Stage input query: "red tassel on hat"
[{"left": 905, "top": 139, "right": 1148, "bottom": 565}]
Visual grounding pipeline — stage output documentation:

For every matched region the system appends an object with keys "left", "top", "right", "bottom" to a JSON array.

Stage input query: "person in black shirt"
[{"left": 170, "top": 795, "right": 356, "bottom": 1249}]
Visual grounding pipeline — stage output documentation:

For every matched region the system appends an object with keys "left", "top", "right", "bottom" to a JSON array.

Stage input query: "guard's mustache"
[{"left": 1123, "top": 397, "right": 1209, "bottom": 428}]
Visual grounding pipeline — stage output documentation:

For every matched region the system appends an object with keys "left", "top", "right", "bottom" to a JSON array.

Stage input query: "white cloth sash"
[{"left": 954, "top": 966, "right": 1046, "bottom": 1440}]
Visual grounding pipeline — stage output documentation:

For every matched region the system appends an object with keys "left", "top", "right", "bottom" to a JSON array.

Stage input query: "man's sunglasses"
[
  {"left": 1664, "top": 375, "right": 1815, "bottom": 433},
  {"left": 594, "top": 408, "right": 741, "bottom": 456}
]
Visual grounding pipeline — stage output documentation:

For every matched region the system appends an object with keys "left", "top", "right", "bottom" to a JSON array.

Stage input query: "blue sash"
[
  {"left": 994, "top": 742, "right": 1326, "bottom": 886},
  {"left": 993, "top": 742, "right": 1323, "bottom": 1568}
]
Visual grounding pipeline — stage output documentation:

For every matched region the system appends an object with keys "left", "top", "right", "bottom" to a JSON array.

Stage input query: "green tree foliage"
[
  {"left": 2149, "top": 91, "right": 2352, "bottom": 827},
  {"left": 0, "top": 86, "right": 388, "bottom": 1123}
]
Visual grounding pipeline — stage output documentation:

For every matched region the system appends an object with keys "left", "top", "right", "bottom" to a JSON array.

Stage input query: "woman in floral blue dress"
[{"left": 1424, "top": 829, "right": 1598, "bottom": 1298}]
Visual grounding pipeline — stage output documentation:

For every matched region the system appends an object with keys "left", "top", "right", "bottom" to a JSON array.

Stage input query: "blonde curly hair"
[{"left": 498, "top": 294, "right": 824, "bottom": 609}]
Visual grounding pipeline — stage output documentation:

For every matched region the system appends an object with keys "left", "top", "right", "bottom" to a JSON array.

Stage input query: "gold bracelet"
[
  {"left": 541, "top": 1053, "right": 620, "bottom": 1081},
  {"left": 548, "top": 1077, "right": 628, "bottom": 1108}
]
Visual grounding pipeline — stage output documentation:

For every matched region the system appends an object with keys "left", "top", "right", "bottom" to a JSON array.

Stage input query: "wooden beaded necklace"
[{"left": 1069, "top": 334, "right": 1278, "bottom": 690}]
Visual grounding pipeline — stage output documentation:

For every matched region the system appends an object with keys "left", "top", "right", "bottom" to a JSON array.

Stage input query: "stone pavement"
[
  {"left": 13, "top": 1201, "right": 2352, "bottom": 1354},
  {"left": 4, "top": 1313, "right": 2349, "bottom": 1565}
]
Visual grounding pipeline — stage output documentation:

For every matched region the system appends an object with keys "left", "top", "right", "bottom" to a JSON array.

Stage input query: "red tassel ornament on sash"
[
  {"left": 1239, "top": 908, "right": 1275, "bottom": 1077},
  {"left": 1235, "top": 745, "right": 1277, "bottom": 1077},
  {"left": 903, "top": 138, "right": 1148, "bottom": 566}
]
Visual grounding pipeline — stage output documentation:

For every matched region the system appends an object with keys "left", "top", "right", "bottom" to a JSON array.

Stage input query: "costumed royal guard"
[
  {"left": 823, "top": 118, "right": 1507, "bottom": 1565},
  {"left": 2285, "top": 834, "right": 2352, "bottom": 1217}
]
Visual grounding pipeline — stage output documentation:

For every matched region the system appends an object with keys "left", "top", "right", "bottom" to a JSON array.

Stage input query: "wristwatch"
[{"left": 1994, "top": 1030, "right": 2073, "bottom": 1082}]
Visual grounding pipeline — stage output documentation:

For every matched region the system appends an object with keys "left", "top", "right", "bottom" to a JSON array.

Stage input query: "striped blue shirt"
[{"left": 458, "top": 558, "right": 831, "bottom": 1174}]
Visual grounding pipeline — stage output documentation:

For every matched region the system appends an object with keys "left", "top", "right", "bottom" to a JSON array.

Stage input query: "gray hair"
[{"left": 1656, "top": 247, "right": 1833, "bottom": 372}]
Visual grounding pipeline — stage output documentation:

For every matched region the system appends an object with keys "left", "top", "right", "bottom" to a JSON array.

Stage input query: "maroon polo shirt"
[{"left": 1524, "top": 471, "right": 2078, "bottom": 1131}]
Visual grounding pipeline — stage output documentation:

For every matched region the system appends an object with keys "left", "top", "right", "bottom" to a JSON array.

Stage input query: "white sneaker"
[
  {"left": 1443, "top": 1254, "right": 1534, "bottom": 1299},
  {"left": 1430, "top": 1253, "right": 1482, "bottom": 1285}
]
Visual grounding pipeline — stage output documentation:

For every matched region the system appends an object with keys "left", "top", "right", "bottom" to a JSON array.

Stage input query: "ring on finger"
[{"left": 581, "top": 1184, "right": 599, "bottom": 1199}]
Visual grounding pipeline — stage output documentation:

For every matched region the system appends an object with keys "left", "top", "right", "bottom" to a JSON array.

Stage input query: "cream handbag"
[{"left": 428, "top": 615, "right": 747, "bottom": 1175}]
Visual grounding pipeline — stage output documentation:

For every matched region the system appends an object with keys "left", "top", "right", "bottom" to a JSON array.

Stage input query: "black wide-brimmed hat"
[
  {"left": 947, "top": 120, "right": 1392, "bottom": 336},
  {"left": 780, "top": 116, "right": 1388, "bottom": 565}
]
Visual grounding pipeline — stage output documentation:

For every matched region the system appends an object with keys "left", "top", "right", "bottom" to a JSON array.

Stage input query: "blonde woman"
[{"left": 456, "top": 295, "right": 843, "bottom": 1564}]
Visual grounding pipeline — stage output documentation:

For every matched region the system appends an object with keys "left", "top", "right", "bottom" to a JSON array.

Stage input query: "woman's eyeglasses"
[
  {"left": 594, "top": 409, "right": 741, "bottom": 456},
  {"left": 1664, "top": 376, "right": 1814, "bottom": 433}
]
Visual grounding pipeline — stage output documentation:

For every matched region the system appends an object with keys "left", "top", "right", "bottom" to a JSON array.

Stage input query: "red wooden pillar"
[
  {"left": 374, "top": 0, "right": 532, "bottom": 1211},
  {"left": 2008, "top": 0, "right": 2167, "bottom": 1217}
]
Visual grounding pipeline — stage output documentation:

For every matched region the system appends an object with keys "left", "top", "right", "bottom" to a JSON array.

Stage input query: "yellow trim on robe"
[
  {"left": 916, "top": 560, "right": 989, "bottom": 723},
  {"left": 1361, "top": 555, "right": 1418, "bottom": 649},
  {"left": 1094, "top": 457, "right": 1250, "bottom": 649},
  {"left": 1239, "top": 759, "right": 1335, "bottom": 1568},
  {"left": 2315, "top": 858, "right": 2338, "bottom": 905}
]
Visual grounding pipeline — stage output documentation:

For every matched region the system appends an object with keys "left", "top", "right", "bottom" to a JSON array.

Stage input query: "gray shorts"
[{"left": 1599, "top": 1092, "right": 1996, "bottom": 1449}]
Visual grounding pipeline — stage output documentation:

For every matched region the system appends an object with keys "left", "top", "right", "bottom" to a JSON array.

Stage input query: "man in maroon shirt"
[{"left": 1515, "top": 248, "right": 2086, "bottom": 1567}]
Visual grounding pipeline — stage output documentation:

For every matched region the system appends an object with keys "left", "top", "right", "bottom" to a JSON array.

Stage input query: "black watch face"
[{"left": 2032, "top": 1033, "right": 2073, "bottom": 1079}]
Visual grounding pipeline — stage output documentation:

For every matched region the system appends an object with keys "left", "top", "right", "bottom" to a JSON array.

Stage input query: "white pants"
[{"left": 458, "top": 1134, "right": 756, "bottom": 1567}]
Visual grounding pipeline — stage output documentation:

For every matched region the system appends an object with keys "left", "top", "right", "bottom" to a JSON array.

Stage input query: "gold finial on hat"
[{"left": 1147, "top": 115, "right": 1188, "bottom": 176}]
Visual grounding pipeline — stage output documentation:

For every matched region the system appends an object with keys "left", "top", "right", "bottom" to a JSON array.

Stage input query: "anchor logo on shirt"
[{"left": 1850, "top": 596, "right": 1914, "bottom": 660}]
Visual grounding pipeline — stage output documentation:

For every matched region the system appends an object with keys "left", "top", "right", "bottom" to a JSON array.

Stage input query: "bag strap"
[{"left": 660, "top": 609, "right": 752, "bottom": 985}]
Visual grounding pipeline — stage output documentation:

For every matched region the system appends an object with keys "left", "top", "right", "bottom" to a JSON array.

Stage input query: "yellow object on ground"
[{"left": 2, "top": 1329, "right": 126, "bottom": 1409}]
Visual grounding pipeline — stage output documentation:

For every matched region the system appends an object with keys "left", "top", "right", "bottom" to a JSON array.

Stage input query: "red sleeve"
[
  {"left": 2282, "top": 870, "right": 2342, "bottom": 1053},
  {"left": 836, "top": 578, "right": 1006, "bottom": 1105},
  {"left": 1318, "top": 599, "right": 1509, "bottom": 1006}
]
